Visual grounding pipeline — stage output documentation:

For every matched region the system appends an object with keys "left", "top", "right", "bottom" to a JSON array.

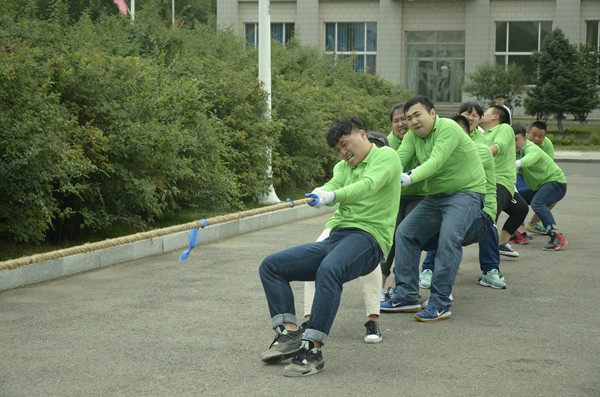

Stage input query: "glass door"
[{"left": 417, "top": 59, "right": 459, "bottom": 103}]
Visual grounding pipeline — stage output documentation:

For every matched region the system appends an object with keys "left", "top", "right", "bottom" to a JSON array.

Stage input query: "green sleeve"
[
  {"left": 409, "top": 123, "right": 459, "bottom": 183},
  {"left": 330, "top": 147, "right": 402, "bottom": 204},
  {"left": 541, "top": 137, "right": 554, "bottom": 160}
]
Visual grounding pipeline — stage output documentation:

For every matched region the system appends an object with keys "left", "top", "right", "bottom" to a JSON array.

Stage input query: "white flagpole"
[
  {"left": 172, "top": 0, "right": 175, "bottom": 25},
  {"left": 257, "top": 0, "right": 280, "bottom": 204},
  {"left": 131, "top": 0, "right": 135, "bottom": 21}
]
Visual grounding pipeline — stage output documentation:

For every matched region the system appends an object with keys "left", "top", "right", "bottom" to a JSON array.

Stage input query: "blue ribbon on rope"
[{"left": 178, "top": 219, "right": 208, "bottom": 262}]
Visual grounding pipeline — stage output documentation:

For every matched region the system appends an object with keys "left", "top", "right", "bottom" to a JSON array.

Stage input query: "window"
[
  {"left": 245, "top": 23, "right": 295, "bottom": 48},
  {"left": 586, "top": 21, "right": 600, "bottom": 49},
  {"left": 405, "top": 31, "right": 465, "bottom": 103},
  {"left": 325, "top": 22, "right": 377, "bottom": 74},
  {"left": 495, "top": 21, "right": 552, "bottom": 84}
]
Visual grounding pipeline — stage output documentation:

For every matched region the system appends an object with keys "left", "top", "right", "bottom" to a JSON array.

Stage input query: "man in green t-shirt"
[
  {"left": 380, "top": 96, "right": 486, "bottom": 322},
  {"left": 259, "top": 116, "right": 401, "bottom": 377},
  {"left": 416, "top": 115, "right": 505, "bottom": 290},
  {"left": 479, "top": 105, "right": 529, "bottom": 258},
  {"left": 521, "top": 121, "right": 557, "bottom": 235},
  {"left": 380, "top": 103, "right": 428, "bottom": 302},
  {"left": 514, "top": 125, "right": 567, "bottom": 251}
]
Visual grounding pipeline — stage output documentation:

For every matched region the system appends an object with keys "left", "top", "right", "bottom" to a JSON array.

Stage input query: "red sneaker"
[
  {"left": 509, "top": 230, "right": 530, "bottom": 245},
  {"left": 543, "top": 232, "right": 568, "bottom": 251}
]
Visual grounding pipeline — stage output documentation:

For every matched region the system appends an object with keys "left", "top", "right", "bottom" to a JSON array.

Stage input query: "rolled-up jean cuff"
[
  {"left": 271, "top": 313, "right": 297, "bottom": 330},
  {"left": 304, "top": 328, "right": 328, "bottom": 345}
]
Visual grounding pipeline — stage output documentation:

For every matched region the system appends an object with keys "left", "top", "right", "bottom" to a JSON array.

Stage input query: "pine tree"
[{"left": 524, "top": 28, "right": 600, "bottom": 133}]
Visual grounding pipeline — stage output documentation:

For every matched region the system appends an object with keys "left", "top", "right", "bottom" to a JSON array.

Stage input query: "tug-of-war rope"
[{"left": 0, "top": 197, "right": 313, "bottom": 271}]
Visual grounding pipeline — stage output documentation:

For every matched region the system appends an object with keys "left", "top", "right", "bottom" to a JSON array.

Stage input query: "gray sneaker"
[
  {"left": 261, "top": 326, "right": 302, "bottom": 363},
  {"left": 283, "top": 340, "right": 325, "bottom": 377},
  {"left": 479, "top": 269, "right": 507, "bottom": 289}
]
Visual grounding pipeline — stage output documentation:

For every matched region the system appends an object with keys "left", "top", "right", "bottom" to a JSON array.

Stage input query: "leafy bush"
[{"left": 1, "top": 1, "right": 410, "bottom": 245}]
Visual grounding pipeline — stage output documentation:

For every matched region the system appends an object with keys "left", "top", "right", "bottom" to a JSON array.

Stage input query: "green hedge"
[{"left": 1, "top": 2, "right": 410, "bottom": 244}]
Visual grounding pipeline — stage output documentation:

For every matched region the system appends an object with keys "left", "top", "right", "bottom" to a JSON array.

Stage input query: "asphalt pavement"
[{"left": 1, "top": 162, "right": 599, "bottom": 396}]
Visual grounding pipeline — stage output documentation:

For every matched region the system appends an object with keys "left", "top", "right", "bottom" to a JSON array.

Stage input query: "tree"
[
  {"left": 524, "top": 28, "right": 600, "bottom": 133},
  {"left": 463, "top": 62, "right": 526, "bottom": 108}
]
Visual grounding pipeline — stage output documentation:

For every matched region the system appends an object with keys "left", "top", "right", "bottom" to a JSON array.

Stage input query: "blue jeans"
[
  {"left": 421, "top": 211, "right": 498, "bottom": 274},
  {"left": 259, "top": 227, "right": 382, "bottom": 345},
  {"left": 516, "top": 173, "right": 528, "bottom": 191},
  {"left": 518, "top": 182, "right": 567, "bottom": 232},
  {"left": 393, "top": 191, "right": 484, "bottom": 309}
]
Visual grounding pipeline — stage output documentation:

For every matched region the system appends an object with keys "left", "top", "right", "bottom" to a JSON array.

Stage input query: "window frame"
[
  {"left": 494, "top": 21, "right": 552, "bottom": 84},
  {"left": 324, "top": 22, "right": 377, "bottom": 74},
  {"left": 245, "top": 22, "right": 295, "bottom": 48},
  {"left": 586, "top": 20, "right": 600, "bottom": 50}
]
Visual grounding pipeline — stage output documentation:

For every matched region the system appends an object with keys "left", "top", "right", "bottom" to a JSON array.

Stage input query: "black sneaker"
[
  {"left": 283, "top": 340, "right": 325, "bottom": 377},
  {"left": 261, "top": 326, "right": 302, "bottom": 364},
  {"left": 299, "top": 321, "right": 308, "bottom": 334},
  {"left": 363, "top": 320, "right": 382, "bottom": 344}
]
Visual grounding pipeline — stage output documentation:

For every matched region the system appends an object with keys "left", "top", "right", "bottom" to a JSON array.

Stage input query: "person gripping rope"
[{"left": 259, "top": 116, "right": 401, "bottom": 376}]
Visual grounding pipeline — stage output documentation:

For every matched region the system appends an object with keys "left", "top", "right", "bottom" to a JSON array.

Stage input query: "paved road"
[{"left": 1, "top": 163, "right": 599, "bottom": 396}]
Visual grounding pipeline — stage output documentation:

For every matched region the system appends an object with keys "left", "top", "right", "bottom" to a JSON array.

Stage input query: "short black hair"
[
  {"left": 389, "top": 103, "right": 405, "bottom": 122},
  {"left": 325, "top": 116, "right": 364, "bottom": 148},
  {"left": 458, "top": 102, "right": 484, "bottom": 118},
  {"left": 529, "top": 120, "right": 547, "bottom": 132},
  {"left": 366, "top": 131, "right": 389, "bottom": 147},
  {"left": 513, "top": 124, "right": 527, "bottom": 137},
  {"left": 495, "top": 93, "right": 506, "bottom": 99},
  {"left": 404, "top": 96, "right": 435, "bottom": 114},
  {"left": 491, "top": 105, "right": 510, "bottom": 125},
  {"left": 449, "top": 115, "right": 470, "bottom": 133}
]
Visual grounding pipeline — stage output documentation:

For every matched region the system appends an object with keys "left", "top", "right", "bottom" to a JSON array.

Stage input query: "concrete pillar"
[
  {"left": 464, "top": 0, "right": 490, "bottom": 77},
  {"left": 216, "top": 0, "right": 238, "bottom": 31},
  {"left": 377, "top": 0, "right": 403, "bottom": 85},
  {"left": 554, "top": 0, "right": 581, "bottom": 44},
  {"left": 295, "top": 0, "right": 319, "bottom": 47}
]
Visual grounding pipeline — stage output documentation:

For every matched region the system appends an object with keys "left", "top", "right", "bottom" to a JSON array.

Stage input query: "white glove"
[
  {"left": 400, "top": 173, "right": 413, "bottom": 187},
  {"left": 516, "top": 160, "right": 522, "bottom": 171},
  {"left": 305, "top": 188, "right": 335, "bottom": 208}
]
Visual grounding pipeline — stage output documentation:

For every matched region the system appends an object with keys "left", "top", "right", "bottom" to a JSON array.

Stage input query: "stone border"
[{"left": 0, "top": 205, "right": 335, "bottom": 291}]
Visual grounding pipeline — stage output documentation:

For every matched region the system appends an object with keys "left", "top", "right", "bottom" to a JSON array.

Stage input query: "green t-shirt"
[
  {"left": 387, "top": 131, "right": 402, "bottom": 151},
  {"left": 482, "top": 124, "right": 517, "bottom": 196},
  {"left": 397, "top": 116, "right": 486, "bottom": 196},
  {"left": 470, "top": 128, "right": 486, "bottom": 144},
  {"left": 387, "top": 131, "right": 428, "bottom": 197},
  {"left": 323, "top": 144, "right": 402, "bottom": 256},
  {"left": 518, "top": 140, "right": 566, "bottom": 191},
  {"left": 475, "top": 143, "right": 497, "bottom": 220},
  {"left": 540, "top": 136, "right": 554, "bottom": 160}
]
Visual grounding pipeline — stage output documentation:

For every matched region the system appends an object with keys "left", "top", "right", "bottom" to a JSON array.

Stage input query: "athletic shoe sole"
[
  {"left": 479, "top": 279, "right": 507, "bottom": 289},
  {"left": 525, "top": 225, "right": 547, "bottom": 235},
  {"left": 283, "top": 362, "right": 325, "bottom": 377},
  {"left": 419, "top": 281, "right": 431, "bottom": 289},
  {"left": 364, "top": 335, "right": 382, "bottom": 343},
  {"left": 499, "top": 250, "right": 519, "bottom": 257},
  {"left": 261, "top": 345, "right": 302, "bottom": 363},
  {"left": 414, "top": 310, "right": 451, "bottom": 322},
  {"left": 509, "top": 238, "right": 529, "bottom": 245},
  {"left": 380, "top": 303, "right": 422, "bottom": 313}
]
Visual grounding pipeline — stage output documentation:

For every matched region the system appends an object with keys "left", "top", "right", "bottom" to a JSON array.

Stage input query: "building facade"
[{"left": 217, "top": 0, "right": 600, "bottom": 115}]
